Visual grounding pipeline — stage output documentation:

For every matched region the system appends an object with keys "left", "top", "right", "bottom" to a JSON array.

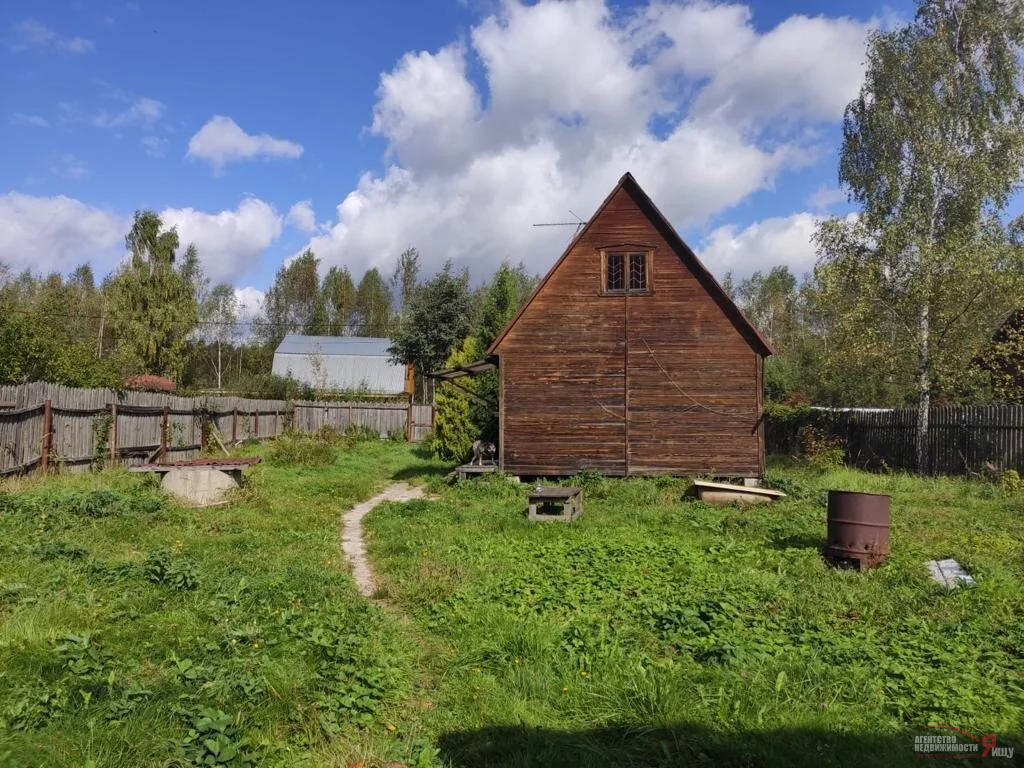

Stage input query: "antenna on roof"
[{"left": 532, "top": 210, "right": 587, "bottom": 237}]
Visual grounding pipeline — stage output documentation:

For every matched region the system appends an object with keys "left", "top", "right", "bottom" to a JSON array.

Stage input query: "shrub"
[
  {"left": 798, "top": 425, "right": 846, "bottom": 471},
  {"left": 1000, "top": 469, "right": 1022, "bottom": 492},
  {"left": 266, "top": 431, "right": 337, "bottom": 467},
  {"left": 343, "top": 423, "right": 379, "bottom": 447},
  {"left": 123, "top": 374, "right": 175, "bottom": 392},
  {"left": 431, "top": 336, "right": 485, "bottom": 462}
]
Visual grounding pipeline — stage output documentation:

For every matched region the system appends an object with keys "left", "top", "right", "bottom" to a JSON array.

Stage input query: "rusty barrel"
[{"left": 825, "top": 490, "right": 890, "bottom": 570}]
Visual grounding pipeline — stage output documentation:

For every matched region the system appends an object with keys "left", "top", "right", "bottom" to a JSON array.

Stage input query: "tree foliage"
[
  {"left": 104, "top": 211, "right": 200, "bottom": 382},
  {"left": 974, "top": 309, "right": 1024, "bottom": 402},
  {"left": 257, "top": 250, "right": 327, "bottom": 345},
  {"left": 389, "top": 261, "right": 472, "bottom": 378},
  {"left": 430, "top": 336, "right": 484, "bottom": 462},
  {"left": 475, "top": 261, "right": 536, "bottom": 350},
  {"left": 353, "top": 268, "right": 393, "bottom": 337},
  {"left": 321, "top": 265, "right": 356, "bottom": 335},
  {"left": 391, "top": 247, "right": 421, "bottom": 319},
  {"left": 814, "top": 0, "right": 1024, "bottom": 469}
]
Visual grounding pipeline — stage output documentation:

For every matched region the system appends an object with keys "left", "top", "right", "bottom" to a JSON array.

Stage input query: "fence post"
[
  {"left": 41, "top": 398, "right": 52, "bottom": 472},
  {"left": 160, "top": 406, "right": 169, "bottom": 462},
  {"left": 292, "top": 404, "right": 297, "bottom": 432},
  {"left": 406, "top": 395, "right": 413, "bottom": 442},
  {"left": 200, "top": 409, "right": 208, "bottom": 454},
  {"left": 109, "top": 403, "right": 117, "bottom": 464},
  {"left": 254, "top": 410, "right": 259, "bottom": 440},
  {"left": 232, "top": 408, "right": 237, "bottom": 444}
]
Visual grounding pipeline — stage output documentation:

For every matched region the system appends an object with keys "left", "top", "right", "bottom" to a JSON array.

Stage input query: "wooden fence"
[
  {"left": 0, "top": 382, "right": 433, "bottom": 477},
  {"left": 767, "top": 404, "right": 1024, "bottom": 476}
]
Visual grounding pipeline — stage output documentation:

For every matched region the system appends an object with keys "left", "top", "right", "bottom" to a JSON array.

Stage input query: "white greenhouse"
[{"left": 271, "top": 335, "right": 410, "bottom": 395}]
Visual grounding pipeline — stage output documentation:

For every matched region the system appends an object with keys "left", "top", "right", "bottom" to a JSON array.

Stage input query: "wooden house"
[{"left": 486, "top": 173, "right": 772, "bottom": 478}]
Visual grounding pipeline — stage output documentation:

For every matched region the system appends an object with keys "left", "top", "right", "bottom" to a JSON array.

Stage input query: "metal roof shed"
[{"left": 271, "top": 334, "right": 410, "bottom": 395}]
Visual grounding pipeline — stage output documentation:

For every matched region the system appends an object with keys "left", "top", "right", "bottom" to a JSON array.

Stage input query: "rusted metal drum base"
[{"left": 825, "top": 490, "right": 891, "bottom": 571}]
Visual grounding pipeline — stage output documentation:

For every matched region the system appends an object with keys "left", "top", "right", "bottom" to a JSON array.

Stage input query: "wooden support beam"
[
  {"left": 406, "top": 395, "right": 413, "bottom": 442},
  {"left": 109, "top": 403, "right": 117, "bottom": 464},
  {"left": 160, "top": 406, "right": 169, "bottom": 462},
  {"left": 41, "top": 399, "right": 52, "bottom": 472}
]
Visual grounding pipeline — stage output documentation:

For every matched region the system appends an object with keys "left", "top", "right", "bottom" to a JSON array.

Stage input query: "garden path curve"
[{"left": 341, "top": 482, "right": 424, "bottom": 598}]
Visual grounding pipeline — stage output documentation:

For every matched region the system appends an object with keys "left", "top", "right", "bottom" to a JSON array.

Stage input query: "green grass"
[
  {"left": 3, "top": 442, "right": 1022, "bottom": 767},
  {"left": 0, "top": 439, "right": 446, "bottom": 768},
  {"left": 365, "top": 462, "right": 1024, "bottom": 767}
]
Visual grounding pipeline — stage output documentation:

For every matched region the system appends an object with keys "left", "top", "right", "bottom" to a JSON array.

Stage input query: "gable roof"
[
  {"left": 274, "top": 334, "right": 394, "bottom": 357},
  {"left": 487, "top": 172, "right": 773, "bottom": 357}
]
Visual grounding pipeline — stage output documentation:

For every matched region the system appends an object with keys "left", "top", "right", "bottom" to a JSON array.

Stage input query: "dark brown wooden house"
[{"left": 487, "top": 172, "right": 772, "bottom": 478}]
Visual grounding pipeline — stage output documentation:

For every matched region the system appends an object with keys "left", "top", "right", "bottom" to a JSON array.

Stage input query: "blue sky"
[{"left": 0, "top": 0, "right": 912, "bottom": 315}]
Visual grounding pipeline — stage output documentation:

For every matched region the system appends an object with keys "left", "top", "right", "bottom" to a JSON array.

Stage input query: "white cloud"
[
  {"left": 234, "top": 286, "right": 264, "bottom": 322},
  {"left": 160, "top": 198, "right": 284, "bottom": 282},
  {"left": 11, "top": 112, "right": 48, "bottom": 127},
  {"left": 643, "top": 4, "right": 870, "bottom": 127},
  {"left": 302, "top": 0, "right": 873, "bottom": 283},
  {"left": 141, "top": 135, "right": 169, "bottom": 157},
  {"left": 187, "top": 116, "right": 303, "bottom": 171},
  {"left": 286, "top": 200, "right": 317, "bottom": 233},
  {"left": 10, "top": 19, "right": 94, "bottom": 54},
  {"left": 92, "top": 97, "right": 165, "bottom": 128},
  {"left": 0, "top": 193, "right": 124, "bottom": 274},
  {"left": 699, "top": 213, "right": 821, "bottom": 280},
  {"left": 807, "top": 184, "right": 848, "bottom": 210}
]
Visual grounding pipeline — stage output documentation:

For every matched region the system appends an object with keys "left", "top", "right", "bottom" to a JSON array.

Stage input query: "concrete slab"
[
  {"left": 160, "top": 467, "right": 241, "bottom": 507},
  {"left": 926, "top": 558, "right": 977, "bottom": 590}
]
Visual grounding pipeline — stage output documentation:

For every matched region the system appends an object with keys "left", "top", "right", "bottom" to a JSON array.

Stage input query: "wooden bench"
[
  {"left": 454, "top": 462, "right": 499, "bottom": 481},
  {"left": 528, "top": 486, "right": 582, "bottom": 522}
]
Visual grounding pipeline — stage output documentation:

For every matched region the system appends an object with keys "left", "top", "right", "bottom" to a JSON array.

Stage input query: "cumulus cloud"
[
  {"left": 303, "top": 0, "right": 872, "bottom": 282},
  {"left": 10, "top": 19, "right": 93, "bottom": 54},
  {"left": 644, "top": 4, "right": 870, "bottom": 127},
  {"left": 0, "top": 193, "right": 124, "bottom": 274},
  {"left": 699, "top": 213, "right": 822, "bottom": 279},
  {"left": 287, "top": 200, "right": 317, "bottom": 233},
  {"left": 187, "top": 116, "right": 303, "bottom": 171},
  {"left": 807, "top": 184, "right": 848, "bottom": 210},
  {"left": 234, "top": 286, "right": 265, "bottom": 322},
  {"left": 160, "top": 197, "right": 284, "bottom": 282}
]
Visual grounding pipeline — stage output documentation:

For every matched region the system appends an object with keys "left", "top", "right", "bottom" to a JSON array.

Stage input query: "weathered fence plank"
[
  {"left": 768, "top": 404, "right": 1024, "bottom": 476},
  {"left": 0, "top": 382, "right": 433, "bottom": 476}
]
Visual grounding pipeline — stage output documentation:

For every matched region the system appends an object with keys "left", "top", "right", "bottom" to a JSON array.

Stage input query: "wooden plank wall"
[
  {"left": 0, "top": 382, "right": 432, "bottom": 476},
  {"left": 495, "top": 183, "right": 763, "bottom": 477}
]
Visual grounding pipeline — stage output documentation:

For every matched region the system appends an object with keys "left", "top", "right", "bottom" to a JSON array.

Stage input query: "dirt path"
[{"left": 341, "top": 482, "right": 424, "bottom": 598}]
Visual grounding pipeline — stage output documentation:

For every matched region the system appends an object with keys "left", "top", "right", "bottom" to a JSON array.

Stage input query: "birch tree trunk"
[{"left": 915, "top": 301, "right": 930, "bottom": 473}]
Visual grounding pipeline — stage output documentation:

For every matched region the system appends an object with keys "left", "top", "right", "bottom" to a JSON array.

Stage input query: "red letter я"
[{"left": 981, "top": 735, "right": 997, "bottom": 758}]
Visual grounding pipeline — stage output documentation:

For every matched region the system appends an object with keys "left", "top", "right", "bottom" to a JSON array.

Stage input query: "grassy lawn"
[
  {"left": 2, "top": 439, "right": 1022, "bottom": 767},
  {"left": 366, "top": 462, "right": 1024, "bottom": 767},
  {"left": 0, "top": 439, "right": 446, "bottom": 768}
]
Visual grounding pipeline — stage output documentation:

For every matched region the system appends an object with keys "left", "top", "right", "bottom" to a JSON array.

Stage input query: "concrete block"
[{"left": 161, "top": 467, "right": 241, "bottom": 507}]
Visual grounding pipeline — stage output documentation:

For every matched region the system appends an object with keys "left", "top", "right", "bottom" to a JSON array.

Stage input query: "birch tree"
[{"left": 815, "top": 0, "right": 1024, "bottom": 471}]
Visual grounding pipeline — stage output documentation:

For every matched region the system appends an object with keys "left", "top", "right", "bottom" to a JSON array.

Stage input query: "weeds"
[
  {"left": 265, "top": 430, "right": 337, "bottom": 467},
  {"left": 144, "top": 548, "right": 200, "bottom": 590},
  {"left": 0, "top": 440, "right": 442, "bottom": 768}
]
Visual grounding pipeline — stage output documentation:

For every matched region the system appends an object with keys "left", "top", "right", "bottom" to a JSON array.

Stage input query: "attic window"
[{"left": 601, "top": 249, "right": 652, "bottom": 294}]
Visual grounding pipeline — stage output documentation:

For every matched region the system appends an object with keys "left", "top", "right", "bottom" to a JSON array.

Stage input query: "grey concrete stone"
[{"left": 161, "top": 468, "right": 241, "bottom": 507}]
